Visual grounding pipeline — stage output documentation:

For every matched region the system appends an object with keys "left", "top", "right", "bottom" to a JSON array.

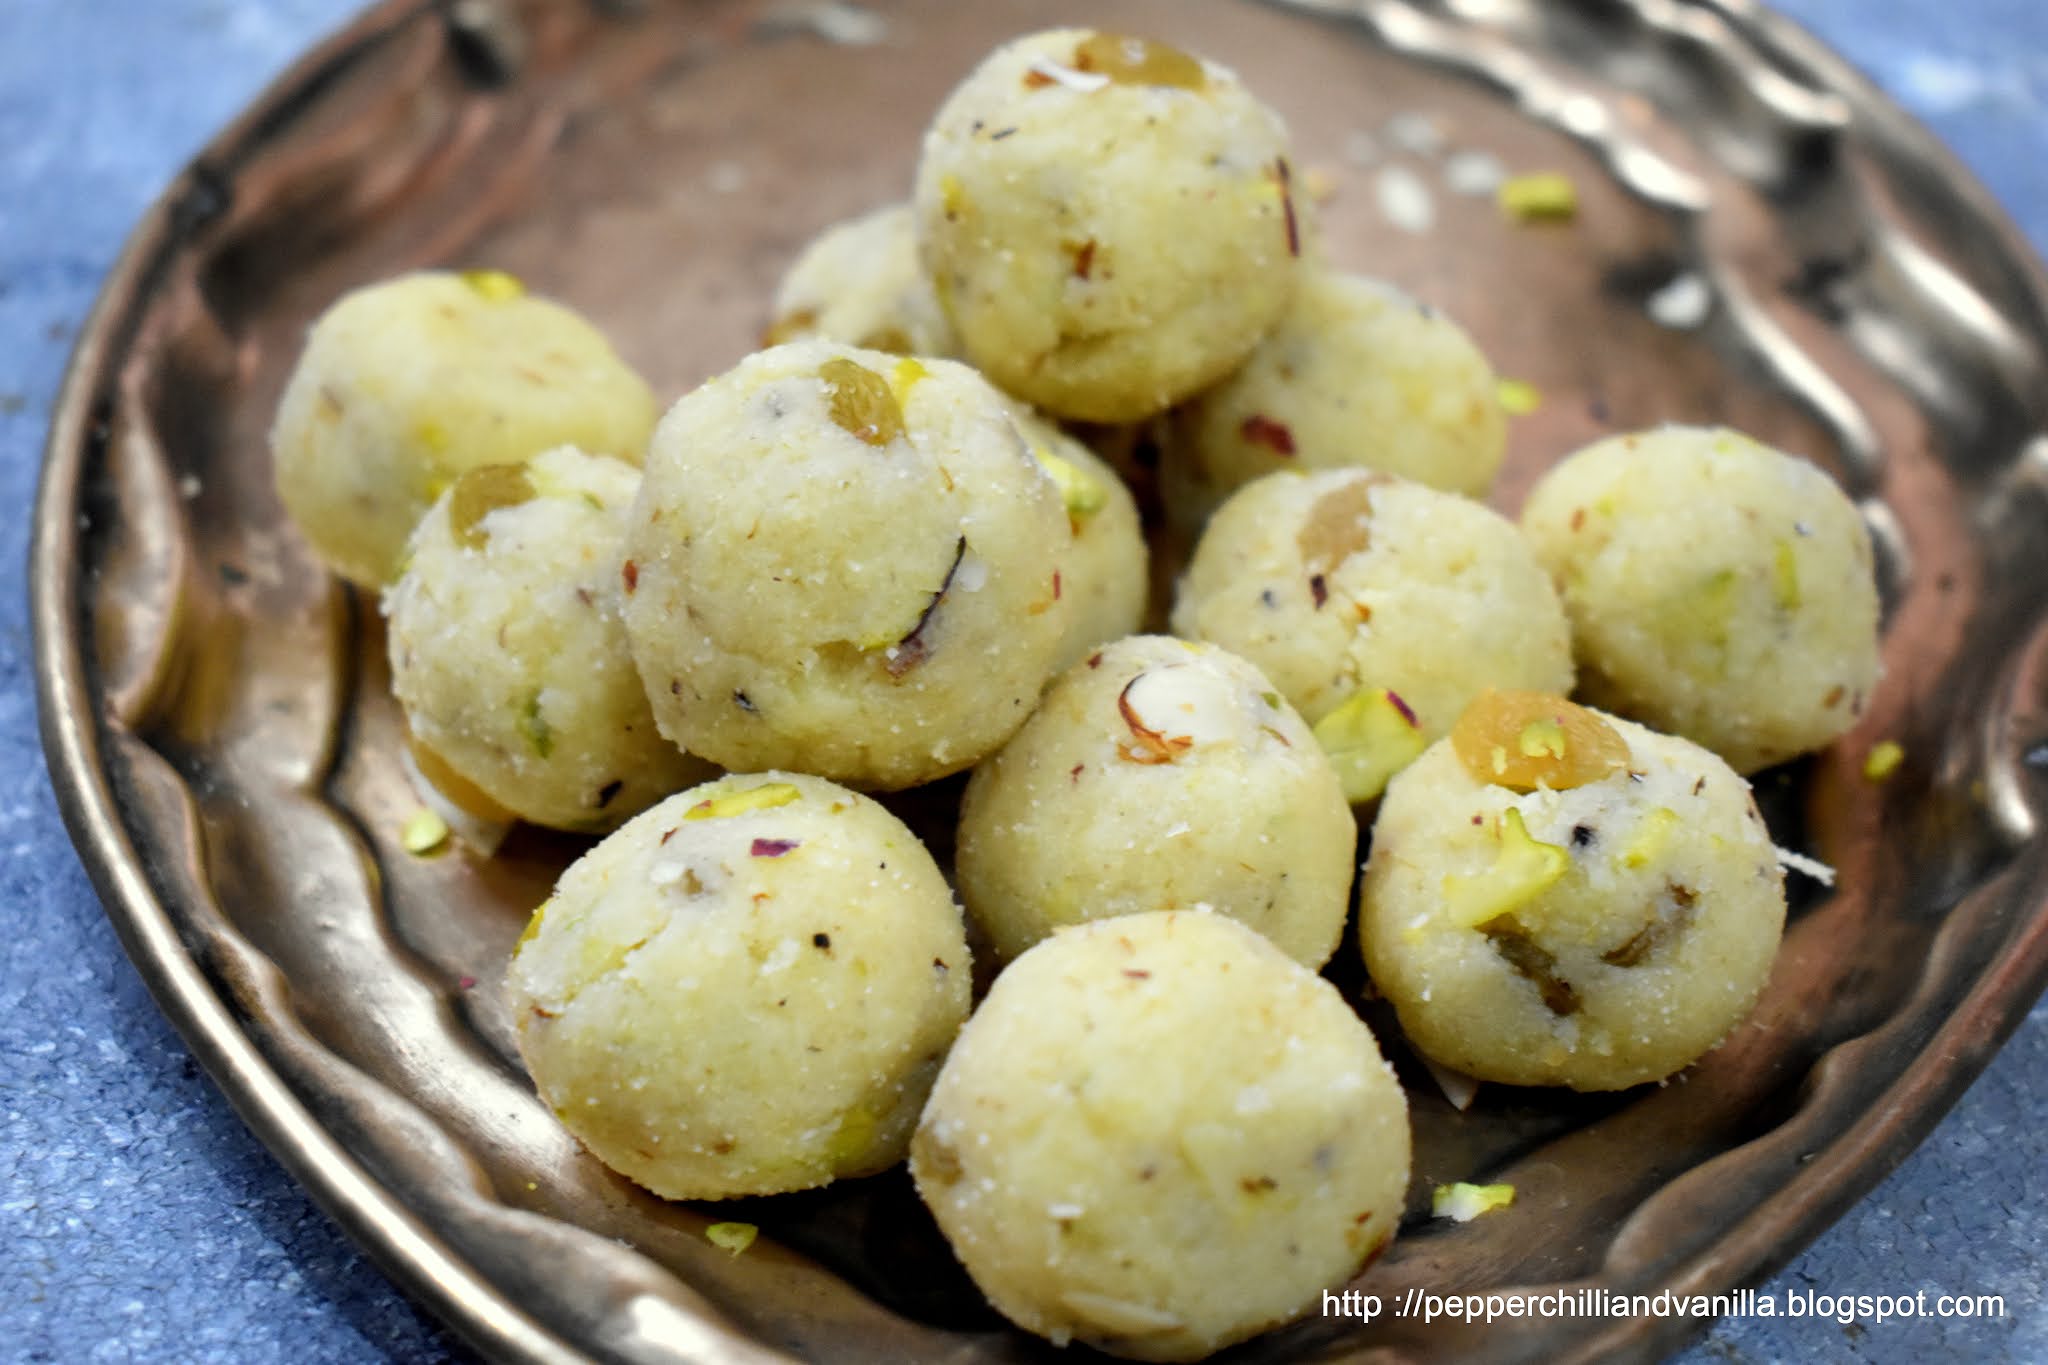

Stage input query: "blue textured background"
[{"left": 3, "top": 2, "right": 2044, "bottom": 1362}]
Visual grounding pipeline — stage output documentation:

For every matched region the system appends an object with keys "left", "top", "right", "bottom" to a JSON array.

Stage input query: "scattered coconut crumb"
[
  {"left": 400, "top": 808, "right": 450, "bottom": 857},
  {"left": 1433, "top": 1182, "right": 1515, "bottom": 1222},
  {"left": 178, "top": 474, "right": 203, "bottom": 499},
  {"left": 706, "top": 1221, "right": 758, "bottom": 1256},
  {"left": 1646, "top": 272, "right": 1712, "bottom": 329},
  {"left": 1775, "top": 844, "right": 1837, "bottom": 887},
  {"left": 1496, "top": 378, "right": 1542, "bottom": 416},
  {"left": 1497, "top": 172, "right": 1579, "bottom": 222},
  {"left": 1443, "top": 149, "right": 1506, "bottom": 196},
  {"left": 1303, "top": 165, "right": 1338, "bottom": 203},
  {"left": 1863, "top": 740, "right": 1904, "bottom": 783},
  {"left": 1376, "top": 165, "right": 1436, "bottom": 235},
  {"left": 1385, "top": 112, "right": 1447, "bottom": 158}
]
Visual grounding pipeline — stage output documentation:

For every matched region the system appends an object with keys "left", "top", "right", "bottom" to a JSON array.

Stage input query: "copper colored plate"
[{"left": 30, "top": 0, "right": 2048, "bottom": 1361}]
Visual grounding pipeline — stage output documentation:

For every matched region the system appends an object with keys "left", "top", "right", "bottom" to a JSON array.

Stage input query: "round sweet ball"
[
  {"left": 914, "top": 29, "right": 1300, "bottom": 422},
  {"left": 957, "top": 636, "right": 1353, "bottom": 968},
  {"left": 386, "top": 448, "right": 712, "bottom": 832},
  {"left": 509, "top": 772, "right": 972, "bottom": 1200},
  {"left": 1520, "top": 425, "right": 1880, "bottom": 773},
  {"left": 1009, "top": 406, "right": 1149, "bottom": 673},
  {"left": 912, "top": 911, "right": 1410, "bottom": 1361},
  {"left": 1162, "top": 272, "right": 1505, "bottom": 533},
  {"left": 1360, "top": 690, "right": 1786, "bottom": 1091},
  {"left": 1171, "top": 469, "right": 1572, "bottom": 802},
  {"left": 272, "top": 270, "right": 657, "bottom": 588},
  {"left": 764, "top": 202, "right": 958, "bottom": 357},
  {"left": 622, "top": 342, "right": 1073, "bottom": 790}
]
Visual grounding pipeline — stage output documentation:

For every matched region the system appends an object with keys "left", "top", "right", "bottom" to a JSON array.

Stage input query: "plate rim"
[{"left": 30, "top": 2, "right": 2048, "bottom": 1362}]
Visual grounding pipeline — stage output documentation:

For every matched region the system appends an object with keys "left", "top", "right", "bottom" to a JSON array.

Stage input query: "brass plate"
[{"left": 31, "top": 1, "right": 2048, "bottom": 1361}]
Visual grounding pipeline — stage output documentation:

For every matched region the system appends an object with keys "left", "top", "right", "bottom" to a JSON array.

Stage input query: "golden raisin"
[
  {"left": 1296, "top": 476, "right": 1381, "bottom": 574},
  {"left": 819, "top": 358, "right": 905, "bottom": 447},
  {"left": 1072, "top": 32, "right": 1207, "bottom": 89},
  {"left": 1451, "top": 689, "right": 1629, "bottom": 792},
  {"left": 447, "top": 464, "right": 535, "bottom": 550}
]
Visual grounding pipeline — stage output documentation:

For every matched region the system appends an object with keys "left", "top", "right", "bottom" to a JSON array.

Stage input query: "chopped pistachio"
[
  {"left": 460, "top": 268, "right": 526, "bottom": 301},
  {"left": 1260, "top": 690, "right": 1283, "bottom": 710},
  {"left": 1864, "top": 739, "right": 1904, "bottom": 783},
  {"left": 684, "top": 781, "right": 802, "bottom": 821},
  {"left": 400, "top": 808, "right": 450, "bottom": 856},
  {"left": 1774, "top": 539, "right": 1802, "bottom": 610},
  {"left": 939, "top": 173, "right": 968, "bottom": 219},
  {"left": 1432, "top": 1182, "right": 1515, "bottom": 1222},
  {"left": 1496, "top": 378, "right": 1542, "bottom": 415},
  {"left": 1312, "top": 687, "right": 1426, "bottom": 803},
  {"left": 1497, "top": 172, "right": 1578, "bottom": 222},
  {"left": 1451, "top": 690, "right": 1628, "bottom": 792},
  {"left": 516, "top": 899, "right": 551, "bottom": 951},
  {"left": 1036, "top": 449, "right": 1107, "bottom": 526},
  {"left": 705, "top": 1222, "right": 758, "bottom": 1257},
  {"left": 447, "top": 464, "right": 536, "bottom": 551},
  {"left": 888, "top": 356, "right": 929, "bottom": 410},
  {"left": 1443, "top": 808, "right": 1568, "bottom": 929},
  {"left": 1071, "top": 32, "right": 1207, "bottom": 89},
  {"left": 517, "top": 691, "right": 554, "bottom": 758},
  {"left": 819, "top": 357, "right": 905, "bottom": 447},
  {"left": 1620, "top": 806, "right": 1680, "bottom": 869}
]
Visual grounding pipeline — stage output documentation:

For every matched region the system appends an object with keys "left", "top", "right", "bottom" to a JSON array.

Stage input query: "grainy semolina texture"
[
  {"left": 1162, "top": 272, "right": 1504, "bottom": 532},
  {"left": 272, "top": 271, "right": 656, "bottom": 587},
  {"left": 1520, "top": 425, "right": 1881, "bottom": 773},
  {"left": 765, "top": 202, "right": 958, "bottom": 357},
  {"left": 1360, "top": 700, "right": 1786, "bottom": 1091},
  {"left": 1008, "top": 405, "right": 1148, "bottom": 672},
  {"left": 508, "top": 773, "right": 971, "bottom": 1200},
  {"left": 914, "top": 29, "right": 1298, "bottom": 422},
  {"left": 956, "top": 637, "right": 1352, "bottom": 968},
  {"left": 1171, "top": 469, "right": 1572, "bottom": 797},
  {"left": 912, "top": 912, "right": 1409, "bottom": 1362},
  {"left": 386, "top": 448, "right": 710, "bottom": 831},
  {"left": 622, "top": 342, "right": 1072, "bottom": 789}
]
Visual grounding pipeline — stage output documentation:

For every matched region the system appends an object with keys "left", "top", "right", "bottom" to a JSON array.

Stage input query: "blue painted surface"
[{"left": 1, "top": 2, "right": 2042, "bottom": 1361}]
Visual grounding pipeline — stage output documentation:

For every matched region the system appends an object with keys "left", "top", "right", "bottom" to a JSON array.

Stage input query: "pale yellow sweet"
[
  {"left": 272, "top": 271, "right": 657, "bottom": 587},
  {"left": 622, "top": 342, "right": 1072, "bottom": 789},
  {"left": 509, "top": 772, "right": 971, "bottom": 1200},
  {"left": 914, "top": 29, "right": 1299, "bottom": 422},
  {"left": 386, "top": 448, "right": 711, "bottom": 831},
  {"left": 957, "top": 637, "right": 1351, "bottom": 968},
  {"left": 1360, "top": 711, "right": 1786, "bottom": 1091},
  {"left": 1162, "top": 272, "right": 1505, "bottom": 532},
  {"left": 1008, "top": 405, "right": 1148, "bottom": 672},
  {"left": 1520, "top": 425, "right": 1881, "bottom": 773},
  {"left": 765, "top": 202, "right": 959, "bottom": 357},
  {"left": 1171, "top": 469, "right": 1572, "bottom": 794},
  {"left": 912, "top": 912, "right": 1409, "bottom": 1362}
]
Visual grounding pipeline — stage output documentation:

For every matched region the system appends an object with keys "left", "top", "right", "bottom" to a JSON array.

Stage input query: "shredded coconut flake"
[
  {"left": 1775, "top": 844, "right": 1836, "bottom": 886},
  {"left": 1027, "top": 56, "right": 1109, "bottom": 93},
  {"left": 759, "top": 0, "right": 887, "bottom": 46},
  {"left": 1420, "top": 1054, "right": 1481, "bottom": 1111}
]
